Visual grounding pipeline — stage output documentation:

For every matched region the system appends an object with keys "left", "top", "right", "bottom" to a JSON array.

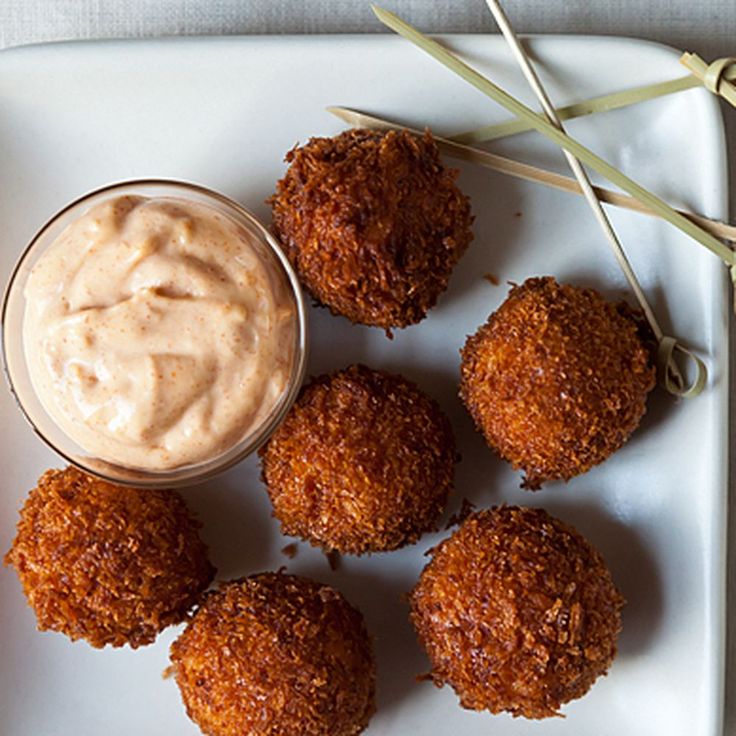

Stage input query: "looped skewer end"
[
  {"left": 703, "top": 57, "right": 736, "bottom": 95},
  {"left": 656, "top": 335, "right": 707, "bottom": 399},
  {"left": 680, "top": 53, "right": 736, "bottom": 108}
]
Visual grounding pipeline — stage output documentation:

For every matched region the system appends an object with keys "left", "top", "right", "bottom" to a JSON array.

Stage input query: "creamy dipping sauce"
[{"left": 23, "top": 195, "right": 297, "bottom": 470}]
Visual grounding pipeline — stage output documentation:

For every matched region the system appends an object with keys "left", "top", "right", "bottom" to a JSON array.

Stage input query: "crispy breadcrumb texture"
[
  {"left": 169, "top": 573, "right": 376, "bottom": 736},
  {"left": 270, "top": 128, "right": 474, "bottom": 329},
  {"left": 3, "top": 467, "right": 215, "bottom": 648},
  {"left": 411, "top": 506, "right": 625, "bottom": 719},
  {"left": 459, "top": 277, "right": 655, "bottom": 489},
  {"left": 260, "top": 364, "right": 457, "bottom": 554}
]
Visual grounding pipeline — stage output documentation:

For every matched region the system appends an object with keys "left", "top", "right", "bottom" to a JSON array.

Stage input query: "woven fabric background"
[
  {"left": 0, "top": 1, "right": 733, "bottom": 52},
  {"left": 1, "top": 2, "right": 735, "bottom": 734}
]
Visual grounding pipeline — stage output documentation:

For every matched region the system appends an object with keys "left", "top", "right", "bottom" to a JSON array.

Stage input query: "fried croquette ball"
[
  {"left": 3, "top": 467, "right": 215, "bottom": 648},
  {"left": 411, "top": 506, "right": 624, "bottom": 719},
  {"left": 270, "top": 128, "right": 474, "bottom": 329},
  {"left": 260, "top": 364, "right": 456, "bottom": 554},
  {"left": 460, "top": 277, "right": 655, "bottom": 489},
  {"left": 169, "top": 573, "right": 376, "bottom": 736}
]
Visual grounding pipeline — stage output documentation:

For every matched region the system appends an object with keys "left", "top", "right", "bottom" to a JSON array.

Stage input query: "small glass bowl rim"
[{"left": 1, "top": 178, "right": 309, "bottom": 488}]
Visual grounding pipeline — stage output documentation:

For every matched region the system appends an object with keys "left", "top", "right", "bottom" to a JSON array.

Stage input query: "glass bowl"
[{"left": 2, "top": 179, "right": 308, "bottom": 488}]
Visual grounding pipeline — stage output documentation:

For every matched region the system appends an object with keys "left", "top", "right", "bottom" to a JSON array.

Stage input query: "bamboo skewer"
[
  {"left": 680, "top": 53, "right": 736, "bottom": 108},
  {"left": 326, "top": 107, "right": 736, "bottom": 244},
  {"left": 483, "top": 0, "right": 701, "bottom": 396},
  {"left": 371, "top": 5, "right": 735, "bottom": 268},
  {"left": 454, "top": 65, "right": 736, "bottom": 145},
  {"left": 452, "top": 75, "right": 701, "bottom": 144}
]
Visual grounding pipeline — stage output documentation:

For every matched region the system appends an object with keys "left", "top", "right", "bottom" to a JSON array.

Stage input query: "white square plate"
[{"left": 0, "top": 34, "right": 729, "bottom": 736}]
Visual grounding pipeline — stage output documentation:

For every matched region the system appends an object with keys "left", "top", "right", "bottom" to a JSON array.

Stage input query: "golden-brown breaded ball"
[
  {"left": 411, "top": 506, "right": 624, "bottom": 719},
  {"left": 460, "top": 277, "right": 656, "bottom": 489},
  {"left": 169, "top": 573, "right": 376, "bottom": 736},
  {"left": 270, "top": 128, "right": 474, "bottom": 330},
  {"left": 260, "top": 364, "right": 456, "bottom": 554},
  {"left": 4, "top": 466, "right": 215, "bottom": 648}
]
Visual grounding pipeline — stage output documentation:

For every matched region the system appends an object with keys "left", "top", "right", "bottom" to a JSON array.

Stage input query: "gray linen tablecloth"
[{"left": 1, "top": 1, "right": 735, "bottom": 734}]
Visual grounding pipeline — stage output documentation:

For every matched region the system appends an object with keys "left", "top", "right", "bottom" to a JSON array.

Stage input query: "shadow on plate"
[
  {"left": 179, "top": 460, "right": 274, "bottom": 581},
  {"left": 439, "top": 162, "right": 526, "bottom": 315},
  {"left": 538, "top": 497, "right": 664, "bottom": 659},
  {"left": 289, "top": 561, "right": 432, "bottom": 719},
  {"left": 305, "top": 302, "right": 377, "bottom": 376}
]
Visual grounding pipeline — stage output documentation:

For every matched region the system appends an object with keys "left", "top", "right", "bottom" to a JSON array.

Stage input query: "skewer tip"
[
  {"left": 372, "top": 5, "right": 399, "bottom": 25},
  {"left": 325, "top": 106, "right": 355, "bottom": 124}
]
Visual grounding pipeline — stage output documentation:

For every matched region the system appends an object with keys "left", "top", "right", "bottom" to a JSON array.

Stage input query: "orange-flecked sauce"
[{"left": 23, "top": 195, "right": 296, "bottom": 470}]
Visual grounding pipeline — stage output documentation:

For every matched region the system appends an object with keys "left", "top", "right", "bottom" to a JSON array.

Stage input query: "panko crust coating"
[
  {"left": 460, "top": 277, "right": 655, "bottom": 489},
  {"left": 270, "top": 128, "right": 474, "bottom": 329},
  {"left": 169, "top": 573, "right": 376, "bottom": 736},
  {"left": 410, "top": 506, "right": 624, "bottom": 719},
  {"left": 260, "top": 364, "right": 456, "bottom": 554},
  {"left": 4, "top": 466, "right": 215, "bottom": 648}
]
